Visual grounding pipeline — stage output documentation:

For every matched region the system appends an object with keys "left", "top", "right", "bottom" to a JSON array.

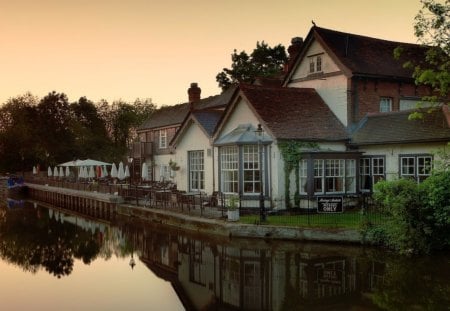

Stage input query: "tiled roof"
[
  {"left": 314, "top": 27, "right": 427, "bottom": 80},
  {"left": 192, "top": 109, "right": 224, "bottom": 136},
  {"left": 137, "top": 86, "right": 236, "bottom": 131},
  {"left": 137, "top": 103, "right": 189, "bottom": 130},
  {"left": 350, "top": 108, "right": 450, "bottom": 145},
  {"left": 240, "top": 84, "right": 348, "bottom": 141}
]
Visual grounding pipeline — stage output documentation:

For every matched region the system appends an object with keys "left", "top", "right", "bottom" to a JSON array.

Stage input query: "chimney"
[
  {"left": 284, "top": 37, "right": 303, "bottom": 72},
  {"left": 188, "top": 82, "right": 201, "bottom": 110}
]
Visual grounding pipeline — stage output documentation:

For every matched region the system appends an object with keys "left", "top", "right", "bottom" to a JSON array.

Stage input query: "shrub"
[{"left": 371, "top": 173, "right": 450, "bottom": 254}]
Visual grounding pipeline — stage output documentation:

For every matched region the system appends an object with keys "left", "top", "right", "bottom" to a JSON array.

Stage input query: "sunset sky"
[{"left": 0, "top": 0, "right": 423, "bottom": 107}]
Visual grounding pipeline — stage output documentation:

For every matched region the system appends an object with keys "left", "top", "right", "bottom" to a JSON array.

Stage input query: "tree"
[
  {"left": 395, "top": 0, "right": 449, "bottom": 106},
  {"left": 0, "top": 93, "right": 39, "bottom": 173},
  {"left": 216, "top": 41, "right": 287, "bottom": 90}
]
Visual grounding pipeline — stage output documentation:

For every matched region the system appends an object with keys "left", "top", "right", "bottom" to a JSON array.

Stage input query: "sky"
[{"left": 0, "top": 0, "right": 424, "bottom": 107}]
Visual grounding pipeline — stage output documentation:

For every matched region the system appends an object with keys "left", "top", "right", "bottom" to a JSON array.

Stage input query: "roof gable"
[
  {"left": 238, "top": 84, "right": 348, "bottom": 141},
  {"left": 285, "top": 26, "right": 427, "bottom": 84}
]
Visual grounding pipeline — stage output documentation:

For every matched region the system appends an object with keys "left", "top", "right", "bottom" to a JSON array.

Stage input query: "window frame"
[
  {"left": 379, "top": 97, "right": 393, "bottom": 112},
  {"left": 399, "top": 154, "right": 433, "bottom": 183},
  {"left": 220, "top": 146, "right": 239, "bottom": 194},
  {"left": 159, "top": 129, "right": 167, "bottom": 149},
  {"left": 188, "top": 150, "right": 205, "bottom": 192},
  {"left": 359, "top": 156, "right": 385, "bottom": 192}
]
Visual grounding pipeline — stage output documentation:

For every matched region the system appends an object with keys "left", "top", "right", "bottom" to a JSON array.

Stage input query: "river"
[{"left": 0, "top": 199, "right": 449, "bottom": 310}]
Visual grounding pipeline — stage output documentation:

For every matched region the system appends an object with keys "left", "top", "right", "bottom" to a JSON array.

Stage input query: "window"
[
  {"left": 313, "top": 159, "right": 356, "bottom": 194},
  {"left": 399, "top": 98, "right": 435, "bottom": 111},
  {"left": 314, "top": 159, "right": 324, "bottom": 194},
  {"left": 316, "top": 55, "right": 322, "bottom": 72},
  {"left": 299, "top": 159, "right": 308, "bottom": 194},
  {"left": 220, "top": 146, "right": 239, "bottom": 193},
  {"left": 159, "top": 129, "right": 167, "bottom": 149},
  {"left": 379, "top": 97, "right": 392, "bottom": 112},
  {"left": 309, "top": 57, "right": 315, "bottom": 73},
  {"left": 325, "top": 159, "right": 344, "bottom": 193},
  {"left": 189, "top": 151, "right": 204, "bottom": 191},
  {"left": 308, "top": 54, "right": 323, "bottom": 73},
  {"left": 243, "top": 145, "right": 261, "bottom": 194},
  {"left": 400, "top": 155, "right": 432, "bottom": 183},
  {"left": 159, "top": 164, "right": 170, "bottom": 181},
  {"left": 360, "top": 157, "right": 385, "bottom": 191}
]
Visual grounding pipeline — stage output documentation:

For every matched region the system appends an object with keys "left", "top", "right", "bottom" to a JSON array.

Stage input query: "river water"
[{"left": 0, "top": 199, "right": 449, "bottom": 311}]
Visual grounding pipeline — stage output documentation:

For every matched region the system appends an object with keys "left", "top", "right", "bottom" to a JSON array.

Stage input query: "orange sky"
[{"left": 0, "top": 0, "right": 423, "bottom": 107}]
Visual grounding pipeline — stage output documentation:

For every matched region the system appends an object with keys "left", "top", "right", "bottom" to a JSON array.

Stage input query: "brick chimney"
[
  {"left": 188, "top": 82, "right": 201, "bottom": 110},
  {"left": 284, "top": 37, "right": 303, "bottom": 72}
]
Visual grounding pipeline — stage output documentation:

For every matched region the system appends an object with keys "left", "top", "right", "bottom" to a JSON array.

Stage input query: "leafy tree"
[
  {"left": 0, "top": 93, "right": 39, "bottom": 173},
  {"left": 35, "top": 91, "right": 75, "bottom": 166},
  {"left": 216, "top": 41, "right": 287, "bottom": 90},
  {"left": 395, "top": 0, "right": 449, "bottom": 112},
  {"left": 69, "top": 97, "right": 114, "bottom": 161}
]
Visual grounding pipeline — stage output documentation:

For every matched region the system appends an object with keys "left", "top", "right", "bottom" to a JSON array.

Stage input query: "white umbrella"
[
  {"left": 117, "top": 161, "right": 125, "bottom": 180},
  {"left": 101, "top": 166, "right": 108, "bottom": 178},
  {"left": 53, "top": 167, "right": 59, "bottom": 177},
  {"left": 88, "top": 166, "right": 96, "bottom": 179},
  {"left": 65, "top": 166, "right": 70, "bottom": 177},
  {"left": 32, "top": 166, "right": 37, "bottom": 175},
  {"left": 141, "top": 162, "right": 148, "bottom": 181},
  {"left": 111, "top": 163, "right": 118, "bottom": 178},
  {"left": 47, "top": 166, "right": 52, "bottom": 177},
  {"left": 59, "top": 166, "right": 64, "bottom": 178},
  {"left": 125, "top": 165, "right": 130, "bottom": 179}
]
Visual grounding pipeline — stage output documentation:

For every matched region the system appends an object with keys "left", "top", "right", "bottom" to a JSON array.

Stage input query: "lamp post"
[{"left": 255, "top": 124, "right": 266, "bottom": 222}]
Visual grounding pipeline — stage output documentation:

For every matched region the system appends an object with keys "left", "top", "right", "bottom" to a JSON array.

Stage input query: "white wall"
[
  {"left": 175, "top": 120, "right": 214, "bottom": 193},
  {"left": 360, "top": 142, "right": 448, "bottom": 180},
  {"left": 287, "top": 39, "right": 349, "bottom": 126}
]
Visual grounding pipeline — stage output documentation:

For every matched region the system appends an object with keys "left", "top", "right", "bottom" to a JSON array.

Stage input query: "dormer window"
[{"left": 308, "top": 54, "right": 323, "bottom": 73}]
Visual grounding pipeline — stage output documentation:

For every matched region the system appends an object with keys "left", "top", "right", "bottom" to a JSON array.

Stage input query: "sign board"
[
  {"left": 317, "top": 268, "right": 344, "bottom": 285},
  {"left": 317, "top": 196, "right": 343, "bottom": 213}
]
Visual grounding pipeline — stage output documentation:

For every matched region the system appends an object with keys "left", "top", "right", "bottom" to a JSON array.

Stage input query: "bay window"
[{"left": 220, "top": 146, "right": 239, "bottom": 193}]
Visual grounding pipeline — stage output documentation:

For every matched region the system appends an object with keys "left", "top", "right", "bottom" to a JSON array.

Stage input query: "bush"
[{"left": 371, "top": 173, "right": 450, "bottom": 254}]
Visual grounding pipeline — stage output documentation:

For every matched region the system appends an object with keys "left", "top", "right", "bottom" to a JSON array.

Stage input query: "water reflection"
[{"left": 0, "top": 200, "right": 449, "bottom": 310}]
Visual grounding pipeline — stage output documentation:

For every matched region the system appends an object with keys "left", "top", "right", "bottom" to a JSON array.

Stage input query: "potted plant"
[
  {"left": 226, "top": 194, "right": 239, "bottom": 221},
  {"left": 169, "top": 159, "right": 180, "bottom": 178}
]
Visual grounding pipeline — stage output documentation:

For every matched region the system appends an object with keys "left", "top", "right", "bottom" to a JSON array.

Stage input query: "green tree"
[
  {"left": 395, "top": 0, "right": 449, "bottom": 112},
  {"left": 69, "top": 97, "right": 115, "bottom": 161},
  {"left": 35, "top": 91, "right": 75, "bottom": 166},
  {"left": 0, "top": 93, "right": 39, "bottom": 173},
  {"left": 216, "top": 41, "right": 287, "bottom": 90}
]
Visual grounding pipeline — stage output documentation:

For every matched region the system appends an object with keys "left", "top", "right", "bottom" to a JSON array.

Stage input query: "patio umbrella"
[
  {"left": 110, "top": 163, "right": 118, "bottom": 179},
  {"left": 47, "top": 166, "right": 52, "bottom": 177},
  {"left": 53, "top": 167, "right": 59, "bottom": 177},
  {"left": 117, "top": 161, "right": 125, "bottom": 180},
  {"left": 101, "top": 166, "right": 108, "bottom": 178},
  {"left": 59, "top": 166, "right": 64, "bottom": 178},
  {"left": 141, "top": 162, "right": 148, "bottom": 181},
  {"left": 65, "top": 166, "right": 70, "bottom": 177},
  {"left": 125, "top": 165, "right": 130, "bottom": 179},
  {"left": 88, "top": 166, "right": 96, "bottom": 179},
  {"left": 32, "top": 166, "right": 37, "bottom": 175}
]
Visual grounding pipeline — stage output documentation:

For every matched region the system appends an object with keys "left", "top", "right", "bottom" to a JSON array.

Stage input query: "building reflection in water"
[
  {"left": 1, "top": 202, "right": 447, "bottom": 310},
  {"left": 118, "top": 219, "right": 388, "bottom": 310}
]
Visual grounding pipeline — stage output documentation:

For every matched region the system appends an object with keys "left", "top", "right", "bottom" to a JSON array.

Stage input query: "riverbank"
[{"left": 24, "top": 182, "right": 364, "bottom": 244}]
